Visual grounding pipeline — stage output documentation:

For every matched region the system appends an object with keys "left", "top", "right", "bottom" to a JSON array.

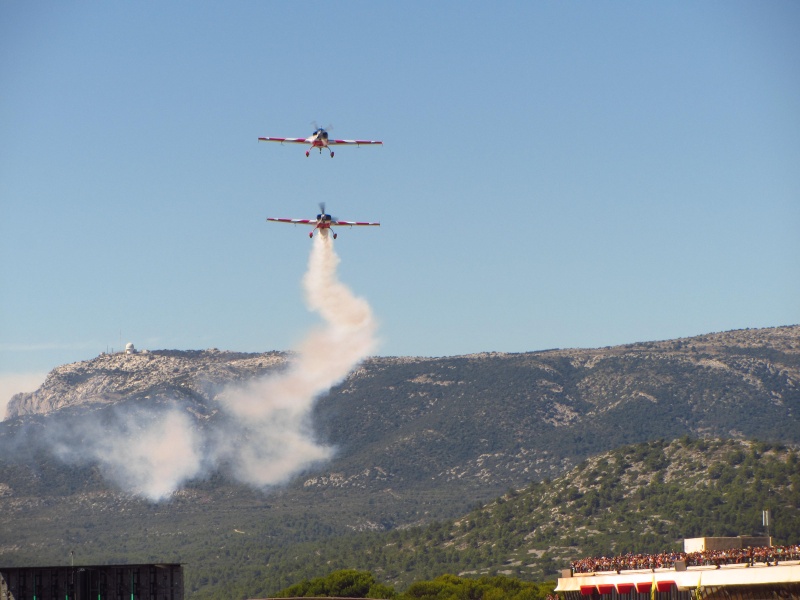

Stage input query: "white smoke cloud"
[
  {"left": 214, "top": 233, "right": 377, "bottom": 487},
  {"left": 51, "top": 406, "right": 205, "bottom": 501},
  {"left": 7, "top": 234, "right": 377, "bottom": 501}
]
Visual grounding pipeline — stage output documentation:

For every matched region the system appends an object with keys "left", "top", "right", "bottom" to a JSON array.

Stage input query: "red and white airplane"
[
  {"left": 267, "top": 204, "right": 380, "bottom": 239},
  {"left": 258, "top": 127, "right": 382, "bottom": 157}
]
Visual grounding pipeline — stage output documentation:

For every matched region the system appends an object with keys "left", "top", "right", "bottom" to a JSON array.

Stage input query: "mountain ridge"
[
  {"left": 3, "top": 325, "right": 798, "bottom": 509},
  {"left": 8, "top": 324, "right": 798, "bottom": 422}
]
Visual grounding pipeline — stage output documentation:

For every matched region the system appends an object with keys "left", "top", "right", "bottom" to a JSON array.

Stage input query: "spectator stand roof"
[{"left": 557, "top": 561, "right": 800, "bottom": 600}]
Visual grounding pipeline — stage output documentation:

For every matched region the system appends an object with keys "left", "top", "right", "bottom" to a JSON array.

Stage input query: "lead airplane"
[
  {"left": 258, "top": 127, "right": 382, "bottom": 157},
  {"left": 267, "top": 203, "right": 380, "bottom": 239}
]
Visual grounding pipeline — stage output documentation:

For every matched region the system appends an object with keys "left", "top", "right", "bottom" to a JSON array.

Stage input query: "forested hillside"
[{"left": 198, "top": 437, "right": 800, "bottom": 598}]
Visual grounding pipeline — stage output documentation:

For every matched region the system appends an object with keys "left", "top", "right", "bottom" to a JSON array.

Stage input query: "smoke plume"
[
  {"left": 214, "top": 234, "right": 377, "bottom": 487},
  {"left": 6, "top": 234, "right": 377, "bottom": 501}
]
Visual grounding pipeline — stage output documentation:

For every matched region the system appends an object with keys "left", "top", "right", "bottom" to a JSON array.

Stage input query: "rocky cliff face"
[
  {"left": 7, "top": 327, "right": 800, "bottom": 428},
  {"left": 6, "top": 349, "right": 286, "bottom": 418}
]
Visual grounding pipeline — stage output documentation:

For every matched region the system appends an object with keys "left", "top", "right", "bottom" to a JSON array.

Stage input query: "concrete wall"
[{"left": 683, "top": 537, "right": 772, "bottom": 552}]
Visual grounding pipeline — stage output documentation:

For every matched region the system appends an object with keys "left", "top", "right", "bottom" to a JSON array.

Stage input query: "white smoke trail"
[
  {"left": 9, "top": 233, "right": 379, "bottom": 501},
  {"left": 216, "top": 233, "right": 377, "bottom": 487}
]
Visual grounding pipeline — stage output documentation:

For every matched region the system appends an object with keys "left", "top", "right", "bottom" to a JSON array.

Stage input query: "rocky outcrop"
[{"left": 6, "top": 349, "right": 286, "bottom": 418}]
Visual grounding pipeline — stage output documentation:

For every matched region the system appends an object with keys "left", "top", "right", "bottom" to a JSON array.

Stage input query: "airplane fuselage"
[
  {"left": 309, "top": 130, "right": 330, "bottom": 148},
  {"left": 314, "top": 215, "right": 336, "bottom": 238}
]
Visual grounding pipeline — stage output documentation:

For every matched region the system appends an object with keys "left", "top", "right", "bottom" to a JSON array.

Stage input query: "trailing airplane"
[{"left": 267, "top": 203, "right": 380, "bottom": 239}]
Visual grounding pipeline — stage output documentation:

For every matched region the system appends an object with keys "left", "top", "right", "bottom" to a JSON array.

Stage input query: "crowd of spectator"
[{"left": 571, "top": 545, "right": 800, "bottom": 574}]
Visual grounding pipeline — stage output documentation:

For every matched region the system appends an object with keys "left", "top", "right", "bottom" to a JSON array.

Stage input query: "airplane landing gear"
[
  {"left": 305, "top": 150, "right": 310, "bottom": 157},
  {"left": 333, "top": 233, "right": 338, "bottom": 239},
  {"left": 330, "top": 151, "right": 335, "bottom": 158},
  {"left": 309, "top": 232, "right": 313, "bottom": 238}
]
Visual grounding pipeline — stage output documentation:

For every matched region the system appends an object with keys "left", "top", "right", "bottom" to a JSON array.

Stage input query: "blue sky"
[{"left": 1, "top": 2, "right": 799, "bottom": 399}]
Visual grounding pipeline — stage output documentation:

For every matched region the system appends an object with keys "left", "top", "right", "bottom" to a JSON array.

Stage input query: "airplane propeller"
[
  {"left": 311, "top": 121, "right": 333, "bottom": 133},
  {"left": 318, "top": 202, "right": 338, "bottom": 221}
]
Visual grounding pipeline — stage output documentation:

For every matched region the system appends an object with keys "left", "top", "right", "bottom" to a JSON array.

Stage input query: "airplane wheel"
[
  {"left": 309, "top": 232, "right": 313, "bottom": 238},
  {"left": 330, "top": 151, "right": 334, "bottom": 158},
  {"left": 305, "top": 151, "right": 310, "bottom": 157},
  {"left": 333, "top": 233, "right": 338, "bottom": 239}
]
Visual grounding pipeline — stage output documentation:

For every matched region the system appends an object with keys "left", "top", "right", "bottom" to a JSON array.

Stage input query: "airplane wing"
[
  {"left": 328, "top": 139, "right": 383, "bottom": 146},
  {"left": 330, "top": 220, "right": 380, "bottom": 227},
  {"left": 267, "top": 217, "right": 315, "bottom": 224},
  {"left": 258, "top": 137, "right": 311, "bottom": 144}
]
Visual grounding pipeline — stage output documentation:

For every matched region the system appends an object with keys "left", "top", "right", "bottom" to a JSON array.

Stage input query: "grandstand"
[{"left": 556, "top": 539, "right": 800, "bottom": 600}]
